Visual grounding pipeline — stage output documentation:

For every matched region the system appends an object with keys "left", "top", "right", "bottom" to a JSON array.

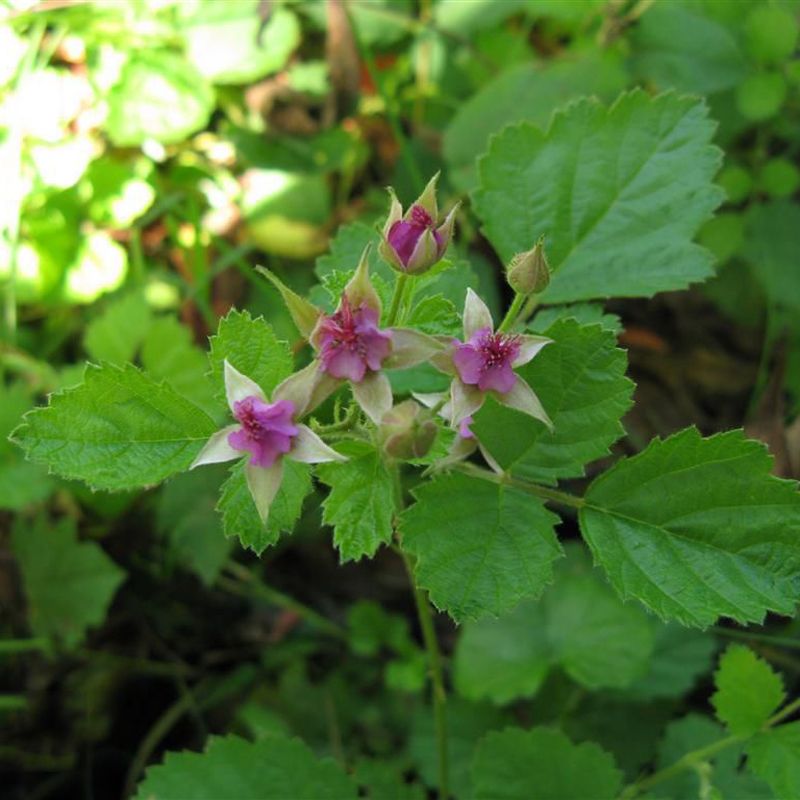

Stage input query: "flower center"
[
  {"left": 229, "top": 396, "right": 298, "bottom": 468},
  {"left": 477, "top": 331, "right": 521, "bottom": 370},
  {"left": 322, "top": 295, "right": 367, "bottom": 354}
]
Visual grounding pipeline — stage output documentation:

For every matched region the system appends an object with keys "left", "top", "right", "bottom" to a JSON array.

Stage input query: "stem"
[
  {"left": 392, "top": 465, "right": 449, "bottom": 799},
  {"left": 621, "top": 694, "right": 800, "bottom": 799},
  {"left": 620, "top": 735, "right": 742, "bottom": 799},
  {"left": 386, "top": 273, "right": 410, "bottom": 326},
  {"left": 0, "top": 637, "right": 49, "bottom": 655},
  {"left": 455, "top": 463, "right": 585, "bottom": 510},
  {"left": 221, "top": 561, "right": 346, "bottom": 640},
  {"left": 497, "top": 293, "right": 525, "bottom": 333},
  {"left": 712, "top": 626, "right": 800, "bottom": 652}
]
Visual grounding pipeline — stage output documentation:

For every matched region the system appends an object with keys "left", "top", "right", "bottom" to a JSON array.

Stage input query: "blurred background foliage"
[{"left": 2, "top": 0, "right": 800, "bottom": 798}]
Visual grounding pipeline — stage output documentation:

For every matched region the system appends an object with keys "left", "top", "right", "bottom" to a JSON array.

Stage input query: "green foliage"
[
  {"left": 580, "top": 428, "right": 800, "bottom": 627},
  {"left": 409, "top": 699, "right": 509, "bottom": 800},
  {"left": 182, "top": 4, "right": 300, "bottom": 85},
  {"left": 12, "top": 516, "right": 125, "bottom": 648},
  {"left": 471, "top": 727, "right": 623, "bottom": 800},
  {"left": 444, "top": 54, "right": 627, "bottom": 190},
  {"left": 743, "top": 200, "right": 800, "bottom": 312},
  {"left": 134, "top": 734, "right": 357, "bottom": 799},
  {"left": 83, "top": 293, "right": 153, "bottom": 364},
  {"left": 217, "top": 459, "right": 311, "bottom": 554},
  {"left": 13, "top": 363, "right": 218, "bottom": 491},
  {"left": 454, "top": 545, "right": 653, "bottom": 704},
  {"left": 747, "top": 723, "right": 800, "bottom": 800},
  {"left": 157, "top": 466, "right": 231, "bottom": 586},
  {"left": 208, "top": 310, "right": 294, "bottom": 398},
  {"left": 658, "top": 714, "right": 772, "bottom": 800},
  {"left": 401, "top": 473, "right": 561, "bottom": 621},
  {"left": 712, "top": 645, "right": 785, "bottom": 737},
  {"left": 624, "top": 623, "right": 717, "bottom": 701},
  {"left": 105, "top": 51, "right": 214, "bottom": 146},
  {"left": 473, "top": 320, "right": 633, "bottom": 484},
  {"left": 317, "top": 443, "right": 396, "bottom": 562},
  {"left": 630, "top": 2, "right": 748, "bottom": 94},
  {"left": 474, "top": 90, "right": 724, "bottom": 302},
  {"left": 0, "top": 384, "right": 53, "bottom": 510}
]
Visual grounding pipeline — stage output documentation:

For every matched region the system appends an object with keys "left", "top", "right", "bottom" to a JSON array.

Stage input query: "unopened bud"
[
  {"left": 380, "top": 400, "right": 437, "bottom": 460},
  {"left": 506, "top": 237, "right": 550, "bottom": 296}
]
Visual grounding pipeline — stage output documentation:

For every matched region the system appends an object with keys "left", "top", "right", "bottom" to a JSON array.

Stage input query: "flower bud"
[
  {"left": 379, "top": 173, "right": 458, "bottom": 275},
  {"left": 506, "top": 237, "right": 550, "bottom": 296},
  {"left": 380, "top": 400, "right": 438, "bottom": 460}
]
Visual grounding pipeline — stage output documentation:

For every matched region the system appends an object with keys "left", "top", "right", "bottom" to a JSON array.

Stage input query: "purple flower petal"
[
  {"left": 317, "top": 295, "right": 392, "bottom": 382},
  {"left": 478, "top": 364, "right": 517, "bottom": 394},
  {"left": 229, "top": 395, "right": 299, "bottom": 468},
  {"left": 452, "top": 343, "right": 484, "bottom": 385}
]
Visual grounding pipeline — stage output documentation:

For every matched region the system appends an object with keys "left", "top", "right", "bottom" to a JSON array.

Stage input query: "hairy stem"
[
  {"left": 497, "top": 292, "right": 525, "bottom": 333},
  {"left": 455, "top": 463, "right": 585, "bottom": 510},
  {"left": 392, "top": 466, "right": 450, "bottom": 799}
]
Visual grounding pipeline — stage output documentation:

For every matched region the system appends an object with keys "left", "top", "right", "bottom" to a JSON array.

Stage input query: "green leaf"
[
  {"left": 473, "top": 320, "right": 634, "bottom": 484},
  {"left": 474, "top": 90, "right": 724, "bottom": 302},
  {"left": 712, "top": 645, "right": 785, "bottom": 737},
  {"left": 400, "top": 473, "right": 561, "bottom": 621},
  {"left": 631, "top": 2, "right": 748, "bottom": 94},
  {"left": 530, "top": 303, "right": 622, "bottom": 335},
  {"left": 183, "top": 4, "right": 300, "bottom": 85},
  {"left": 748, "top": 723, "right": 800, "bottom": 800},
  {"left": 355, "top": 759, "right": 425, "bottom": 800},
  {"left": 105, "top": 51, "right": 214, "bottom": 146},
  {"left": 83, "top": 292, "right": 153, "bottom": 364},
  {"left": 409, "top": 698, "right": 510, "bottom": 800},
  {"left": 623, "top": 623, "right": 717, "bottom": 701},
  {"left": 217, "top": 459, "right": 311, "bottom": 554},
  {"left": 471, "top": 727, "right": 623, "bottom": 800},
  {"left": 403, "top": 294, "right": 461, "bottom": 336},
  {"left": 12, "top": 516, "right": 125, "bottom": 648},
  {"left": 208, "top": 310, "right": 293, "bottom": 400},
  {"left": 134, "top": 734, "right": 357, "bottom": 799},
  {"left": 317, "top": 445, "right": 395, "bottom": 562},
  {"left": 444, "top": 54, "right": 627, "bottom": 191},
  {"left": 13, "top": 364, "right": 218, "bottom": 491},
  {"left": 315, "top": 222, "right": 382, "bottom": 281},
  {"left": 141, "top": 317, "right": 219, "bottom": 417},
  {"left": 743, "top": 200, "right": 800, "bottom": 312},
  {"left": 0, "top": 384, "right": 53, "bottom": 510},
  {"left": 158, "top": 466, "right": 231, "bottom": 586},
  {"left": 454, "top": 545, "right": 653, "bottom": 704},
  {"left": 580, "top": 427, "right": 800, "bottom": 627}
]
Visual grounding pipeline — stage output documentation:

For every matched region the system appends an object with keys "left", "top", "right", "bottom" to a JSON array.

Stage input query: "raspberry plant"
[{"left": 9, "top": 86, "right": 800, "bottom": 799}]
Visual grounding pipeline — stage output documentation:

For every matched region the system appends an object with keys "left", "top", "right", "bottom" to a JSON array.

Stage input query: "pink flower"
[
  {"left": 228, "top": 397, "right": 299, "bottom": 468},
  {"left": 191, "top": 361, "right": 345, "bottom": 524},
  {"left": 379, "top": 173, "right": 458, "bottom": 274},
  {"left": 452, "top": 328, "right": 521, "bottom": 395},
  {"left": 431, "top": 289, "right": 554, "bottom": 431},
  {"left": 317, "top": 295, "right": 392, "bottom": 383}
]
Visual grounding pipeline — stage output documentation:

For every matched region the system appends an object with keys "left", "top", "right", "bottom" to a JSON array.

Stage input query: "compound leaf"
[{"left": 748, "top": 723, "right": 800, "bottom": 800}]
